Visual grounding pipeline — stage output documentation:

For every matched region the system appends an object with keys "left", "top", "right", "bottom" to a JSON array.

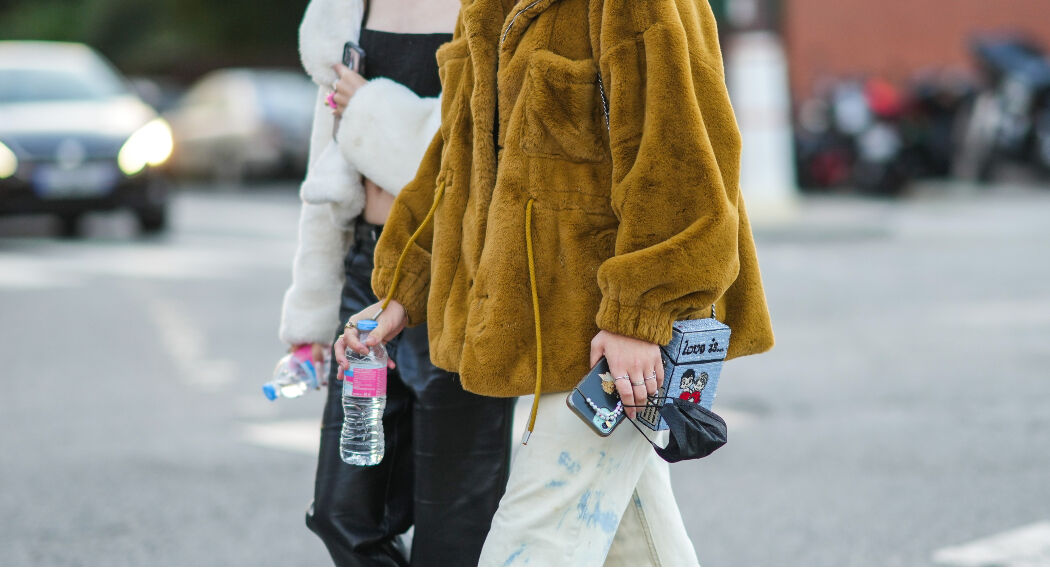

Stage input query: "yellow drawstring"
[
  {"left": 379, "top": 181, "right": 447, "bottom": 313},
  {"left": 380, "top": 185, "right": 544, "bottom": 446},
  {"left": 522, "top": 198, "right": 542, "bottom": 445}
]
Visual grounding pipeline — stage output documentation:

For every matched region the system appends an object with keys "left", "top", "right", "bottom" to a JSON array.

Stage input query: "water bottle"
[
  {"left": 262, "top": 345, "right": 328, "bottom": 401},
  {"left": 340, "top": 319, "right": 387, "bottom": 466}
]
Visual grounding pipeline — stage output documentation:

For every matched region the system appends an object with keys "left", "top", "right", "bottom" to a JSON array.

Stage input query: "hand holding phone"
[
  {"left": 343, "top": 41, "right": 366, "bottom": 74},
  {"left": 566, "top": 358, "right": 628, "bottom": 436}
]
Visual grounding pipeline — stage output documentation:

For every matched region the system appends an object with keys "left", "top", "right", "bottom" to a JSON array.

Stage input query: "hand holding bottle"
[{"left": 335, "top": 300, "right": 407, "bottom": 380}]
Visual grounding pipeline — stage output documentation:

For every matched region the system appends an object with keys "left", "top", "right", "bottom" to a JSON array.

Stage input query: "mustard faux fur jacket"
[{"left": 373, "top": 0, "right": 774, "bottom": 398}]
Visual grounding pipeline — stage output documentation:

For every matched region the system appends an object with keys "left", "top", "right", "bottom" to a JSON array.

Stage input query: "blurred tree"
[{"left": 0, "top": 0, "right": 310, "bottom": 81}]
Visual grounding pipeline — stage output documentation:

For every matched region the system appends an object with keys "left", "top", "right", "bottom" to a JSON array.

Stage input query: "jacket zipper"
[
  {"left": 500, "top": 0, "right": 544, "bottom": 49},
  {"left": 494, "top": 0, "right": 546, "bottom": 163}
]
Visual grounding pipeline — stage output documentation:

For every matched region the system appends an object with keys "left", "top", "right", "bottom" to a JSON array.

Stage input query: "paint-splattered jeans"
[{"left": 478, "top": 391, "right": 700, "bottom": 567}]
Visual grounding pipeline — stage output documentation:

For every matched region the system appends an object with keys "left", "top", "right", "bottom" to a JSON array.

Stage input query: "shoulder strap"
[
  {"left": 588, "top": 1, "right": 610, "bottom": 131},
  {"left": 597, "top": 72, "right": 610, "bottom": 131}
]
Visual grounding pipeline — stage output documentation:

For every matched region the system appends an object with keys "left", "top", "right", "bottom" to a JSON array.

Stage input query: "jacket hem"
[{"left": 595, "top": 299, "right": 677, "bottom": 346}]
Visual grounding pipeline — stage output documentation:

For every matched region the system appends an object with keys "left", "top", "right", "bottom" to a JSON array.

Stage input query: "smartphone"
[
  {"left": 566, "top": 357, "right": 627, "bottom": 436},
  {"left": 343, "top": 41, "right": 366, "bottom": 74}
]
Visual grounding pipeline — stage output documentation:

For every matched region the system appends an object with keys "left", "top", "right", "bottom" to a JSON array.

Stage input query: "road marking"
[
  {"left": 936, "top": 299, "right": 1050, "bottom": 328},
  {"left": 241, "top": 419, "right": 320, "bottom": 456},
  {"left": 0, "top": 235, "right": 296, "bottom": 291},
  {"left": 933, "top": 521, "right": 1050, "bottom": 566},
  {"left": 0, "top": 254, "right": 83, "bottom": 290},
  {"left": 143, "top": 295, "right": 239, "bottom": 392}
]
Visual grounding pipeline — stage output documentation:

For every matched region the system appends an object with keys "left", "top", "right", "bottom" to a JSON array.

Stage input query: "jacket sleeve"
[
  {"left": 279, "top": 87, "right": 352, "bottom": 345},
  {"left": 369, "top": 129, "right": 443, "bottom": 326},
  {"left": 337, "top": 78, "right": 443, "bottom": 195},
  {"left": 594, "top": 3, "right": 743, "bottom": 345}
]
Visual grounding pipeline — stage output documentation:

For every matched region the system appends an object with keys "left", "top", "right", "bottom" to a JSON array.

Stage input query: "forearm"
[
  {"left": 280, "top": 202, "right": 352, "bottom": 345},
  {"left": 595, "top": 10, "right": 742, "bottom": 345}
]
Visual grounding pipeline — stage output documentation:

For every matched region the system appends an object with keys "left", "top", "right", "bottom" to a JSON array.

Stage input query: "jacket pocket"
[
  {"left": 520, "top": 50, "right": 606, "bottom": 164},
  {"left": 436, "top": 38, "right": 473, "bottom": 144}
]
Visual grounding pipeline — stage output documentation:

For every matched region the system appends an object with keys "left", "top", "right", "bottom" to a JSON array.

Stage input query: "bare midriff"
[{"left": 362, "top": 178, "right": 396, "bottom": 225}]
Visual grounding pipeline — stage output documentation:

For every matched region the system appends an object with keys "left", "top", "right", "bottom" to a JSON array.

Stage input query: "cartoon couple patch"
[{"left": 678, "top": 369, "right": 708, "bottom": 404}]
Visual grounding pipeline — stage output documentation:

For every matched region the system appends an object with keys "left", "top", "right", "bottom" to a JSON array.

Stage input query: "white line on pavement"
[
  {"left": 933, "top": 521, "right": 1050, "bottom": 566},
  {"left": 144, "top": 295, "right": 239, "bottom": 392},
  {"left": 241, "top": 419, "right": 321, "bottom": 456},
  {"left": 0, "top": 254, "right": 83, "bottom": 290}
]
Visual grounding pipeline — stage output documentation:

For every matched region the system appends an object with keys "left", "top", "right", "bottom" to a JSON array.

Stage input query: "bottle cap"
[
  {"left": 356, "top": 319, "right": 379, "bottom": 332},
  {"left": 262, "top": 383, "right": 278, "bottom": 401}
]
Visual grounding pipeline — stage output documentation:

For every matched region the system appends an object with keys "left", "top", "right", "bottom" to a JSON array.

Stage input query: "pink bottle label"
[
  {"left": 292, "top": 345, "right": 314, "bottom": 363},
  {"left": 292, "top": 345, "right": 321, "bottom": 385},
  {"left": 344, "top": 367, "right": 387, "bottom": 398}
]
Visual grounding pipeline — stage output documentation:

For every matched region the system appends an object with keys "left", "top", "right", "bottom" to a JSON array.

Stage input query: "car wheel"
[
  {"left": 137, "top": 205, "right": 168, "bottom": 234},
  {"left": 57, "top": 214, "right": 82, "bottom": 238}
]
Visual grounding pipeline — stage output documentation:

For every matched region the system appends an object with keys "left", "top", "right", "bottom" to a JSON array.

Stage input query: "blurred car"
[
  {"left": 0, "top": 41, "right": 173, "bottom": 235},
  {"left": 163, "top": 68, "right": 315, "bottom": 182}
]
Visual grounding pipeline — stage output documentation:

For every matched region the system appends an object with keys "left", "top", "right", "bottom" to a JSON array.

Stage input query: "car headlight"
[
  {"left": 0, "top": 140, "right": 17, "bottom": 179},
  {"left": 118, "top": 118, "right": 174, "bottom": 176}
]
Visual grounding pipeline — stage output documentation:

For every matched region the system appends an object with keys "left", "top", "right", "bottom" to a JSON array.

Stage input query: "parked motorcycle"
[
  {"left": 795, "top": 77, "right": 911, "bottom": 195},
  {"left": 901, "top": 71, "right": 975, "bottom": 179},
  {"left": 954, "top": 37, "right": 1050, "bottom": 181},
  {"left": 851, "top": 78, "right": 910, "bottom": 194}
]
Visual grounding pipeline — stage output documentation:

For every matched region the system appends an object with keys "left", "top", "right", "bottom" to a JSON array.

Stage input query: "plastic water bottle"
[
  {"left": 262, "top": 345, "right": 328, "bottom": 401},
  {"left": 340, "top": 319, "right": 387, "bottom": 466}
]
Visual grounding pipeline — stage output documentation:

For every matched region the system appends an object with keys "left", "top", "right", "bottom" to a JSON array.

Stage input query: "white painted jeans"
[{"left": 478, "top": 391, "right": 701, "bottom": 567}]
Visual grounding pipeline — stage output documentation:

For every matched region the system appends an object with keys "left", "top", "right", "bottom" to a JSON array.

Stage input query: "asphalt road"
[{"left": 1, "top": 182, "right": 1048, "bottom": 566}]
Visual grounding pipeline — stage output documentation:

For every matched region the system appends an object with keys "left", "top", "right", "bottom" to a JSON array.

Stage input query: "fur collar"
[{"left": 299, "top": 0, "right": 365, "bottom": 87}]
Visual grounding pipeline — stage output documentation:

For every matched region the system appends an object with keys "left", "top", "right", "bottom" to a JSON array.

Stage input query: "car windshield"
[
  {"left": 251, "top": 73, "right": 315, "bottom": 121},
  {"left": 0, "top": 60, "right": 128, "bottom": 104}
]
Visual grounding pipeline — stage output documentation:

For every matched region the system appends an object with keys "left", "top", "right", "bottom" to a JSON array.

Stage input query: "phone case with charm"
[{"left": 565, "top": 357, "right": 627, "bottom": 436}]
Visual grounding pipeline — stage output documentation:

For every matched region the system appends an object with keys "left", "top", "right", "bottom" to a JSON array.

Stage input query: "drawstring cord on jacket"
[
  {"left": 522, "top": 198, "right": 542, "bottom": 445},
  {"left": 372, "top": 180, "right": 447, "bottom": 320},
  {"left": 378, "top": 184, "right": 545, "bottom": 446}
]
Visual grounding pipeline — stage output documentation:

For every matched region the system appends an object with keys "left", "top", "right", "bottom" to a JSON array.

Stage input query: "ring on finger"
[
  {"left": 630, "top": 380, "right": 645, "bottom": 387},
  {"left": 615, "top": 374, "right": 631, "bottom": 381}
]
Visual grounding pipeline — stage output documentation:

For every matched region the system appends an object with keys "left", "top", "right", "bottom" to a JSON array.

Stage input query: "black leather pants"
[{"left": 305, "top": 221, "right": 516, "bottom": 567}]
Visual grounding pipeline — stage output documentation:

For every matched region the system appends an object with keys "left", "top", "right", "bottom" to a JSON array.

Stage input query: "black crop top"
[{"left": 358, "top": 29, "right": 452, "bottom": 98}]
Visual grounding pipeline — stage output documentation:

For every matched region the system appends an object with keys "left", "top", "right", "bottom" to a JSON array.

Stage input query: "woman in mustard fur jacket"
[{"left": 339, "top": 0, "right": 774, "bottom": 566}]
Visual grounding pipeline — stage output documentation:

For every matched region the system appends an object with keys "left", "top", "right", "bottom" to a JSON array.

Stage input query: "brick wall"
[{"left": 783, "top": 0, "right": 1050, "bottom": 99}]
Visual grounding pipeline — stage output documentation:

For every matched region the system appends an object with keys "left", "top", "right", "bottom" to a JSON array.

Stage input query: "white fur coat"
[{"left": 279, "top": 0, "right": 444, "bottom": 345}]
